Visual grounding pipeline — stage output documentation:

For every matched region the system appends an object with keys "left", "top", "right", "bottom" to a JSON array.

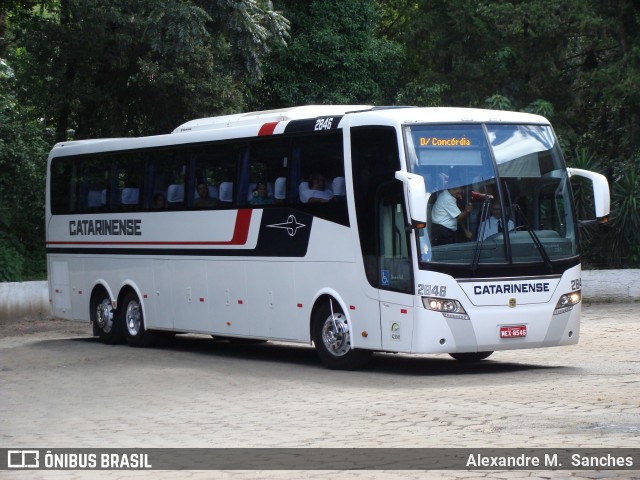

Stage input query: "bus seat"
[
  {"left": 167, "top": 184, "right": 185, "bottom": 205},
  {"left": 219, "top": 182, "right": 233, "bottom": 203},
  {"left": 298, "top": 181, "right": 310, "bottom": 203},
  {"left": 247, "top": 183, "right": 256, "bottom": 201},
  {"left": 87, "top": 189, "right": 107, "bottom": 208},
  {"left": 121, "top": 187, "right": 140, "bottom": 206},
  {"left": 332, "top": 177, "right": 346, "bottom": 196},
  {"left": 274, "top": 177, "right": 286, "bottom": 200}
]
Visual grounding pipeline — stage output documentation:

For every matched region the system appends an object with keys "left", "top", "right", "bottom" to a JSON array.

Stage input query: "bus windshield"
[{"left": 405, "top": 123, "right": 577, "bottom": 268}]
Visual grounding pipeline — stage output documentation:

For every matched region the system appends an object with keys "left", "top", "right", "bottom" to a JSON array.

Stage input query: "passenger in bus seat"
[
  {"left": 300, "top": 173, "right": 334, "bottom": 203},
  {"left": 153, "top": 193, "right": 167, "bottom": 209},
  {"left": 249, "top": 181, "right": 272, "bottom": 205},
  {"left": 194, "top": 183, "right": 217, "bottom": 207},
  {"left": 430, "top": 184, "right": 473, "bottom": 245}
]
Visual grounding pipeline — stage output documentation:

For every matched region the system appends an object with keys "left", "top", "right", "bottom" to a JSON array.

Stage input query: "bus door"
[{"left": 377, "top": 183, "right": 415, "bottom": 351}]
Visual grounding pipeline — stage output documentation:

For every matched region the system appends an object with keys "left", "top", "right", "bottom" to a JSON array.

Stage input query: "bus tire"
[
  {"left": 121, "top": 291, "right": 157, "bottom": 348},
  {"left": 312, "top": 299, "right": 372, "bottom": 370},
  {"left": 91, "top": 290, "right": 122, "bottom": 345},
  {"left": 449, "top": 351, "right": 493, "bottom": 362}
]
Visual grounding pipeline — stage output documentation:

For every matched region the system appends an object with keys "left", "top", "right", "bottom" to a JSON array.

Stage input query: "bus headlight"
[
  {"left": 422, "top": 297, "right": 470, "bottom": 320},
  {"left": 554, "top": 290, "right": 581, "bottom": 315}
]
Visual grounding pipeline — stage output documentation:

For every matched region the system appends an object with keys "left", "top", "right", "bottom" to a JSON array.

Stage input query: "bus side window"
[
  {"left": 191, "top": 143, "right": 239, "bottom": 208},
  {"left": 150, "top": 149, "right": 187, "bottom": 209},
  {"left": 244, "top": 138, "right": 289, "bottom": 206},
  {"left": 80, "top": 157, "right": 110, "bottom": 212},
  {"left": 116, "top": 153, "right": 145, "bottom": 211},
  {"left": 50, "top": 158, "right": 75, "bottom": 214},
  {"left": 292, "top": 132, "right": 345, "bottom": 210}
]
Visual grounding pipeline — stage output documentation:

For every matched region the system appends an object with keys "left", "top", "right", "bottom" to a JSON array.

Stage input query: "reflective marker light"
[
  {"left": 554, "top": 290, "right": 581, "bottom": 315},
  {"left": 422, "top": 297, "right": 470, "bottom": 320}
]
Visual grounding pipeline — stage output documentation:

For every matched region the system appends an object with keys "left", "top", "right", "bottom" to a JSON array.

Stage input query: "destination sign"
[{"left": 419, "top": 136, "right": 472, "bottom": 147}]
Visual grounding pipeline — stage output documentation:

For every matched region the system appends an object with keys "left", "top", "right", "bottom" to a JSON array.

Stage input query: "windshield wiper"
[
  {"left": 471, "top": 199, "right": 492, "bottom": 272},
  {"left": 513, "top": 205, "right": 553, "bottom": 272}
]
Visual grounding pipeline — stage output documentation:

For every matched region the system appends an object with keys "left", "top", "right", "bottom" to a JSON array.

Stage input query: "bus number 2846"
[
  {"left": 418, "top": 284, "right": 446, "bottom": 297},
  {"left": 314, "top": 117, "right": 333, "bottom": 131}
]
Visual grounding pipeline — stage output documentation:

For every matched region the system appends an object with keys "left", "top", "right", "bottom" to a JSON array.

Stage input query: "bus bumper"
[{"left": 410, "top": 301, "right": 581, "bottom": 354}]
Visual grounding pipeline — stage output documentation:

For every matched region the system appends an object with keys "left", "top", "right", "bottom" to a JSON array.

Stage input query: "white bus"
[{"left": 46, "top": 105, "right": 610, "bottom": 369}]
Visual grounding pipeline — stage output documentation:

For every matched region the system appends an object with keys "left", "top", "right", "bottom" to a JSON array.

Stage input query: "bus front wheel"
[
  {"left": 121, "top": 292, "right": 157, "bottom": 348},
  {"left": 449, "top": 351, "right": 493, "bottom": 362},
  {"left": 312, "top": 300, "right": 372, "bottom": 370}
]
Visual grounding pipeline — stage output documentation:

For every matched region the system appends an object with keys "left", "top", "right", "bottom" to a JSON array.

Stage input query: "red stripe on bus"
[
  {"left": 47, "top": 209, "right": 253, "bottom": 247},
  {"left": 258, "top": 121, "right": 279, "bottom": 136}
]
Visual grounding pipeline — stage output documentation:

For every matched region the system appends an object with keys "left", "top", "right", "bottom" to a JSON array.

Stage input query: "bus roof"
[
  {"left": 49, "top": 106, "right": 551, "bottom": 157},
  {"left": 172, "top": 105, "right": 550, "bottom": 134},
  {"left": 172, "top": 105, "right": 374, "bottom": 133}
]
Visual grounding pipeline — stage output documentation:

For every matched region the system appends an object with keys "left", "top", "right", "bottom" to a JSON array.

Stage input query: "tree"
[
  {"left": 252, "top": 0, "right": 403, "bottom": 108},
  {"left": 0, "top": 60, "right": 50, "bottom": 280},
  {"left": 8, "top": 0, "right": 290, "bottom": 139}
]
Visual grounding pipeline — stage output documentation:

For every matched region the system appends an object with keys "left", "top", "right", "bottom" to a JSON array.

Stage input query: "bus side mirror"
[
  {"left": 395, "top": 171, "right": 427, "bottom": 226},
  {"left": 567, "top": 168, "right": 611, "bottom": 224}
]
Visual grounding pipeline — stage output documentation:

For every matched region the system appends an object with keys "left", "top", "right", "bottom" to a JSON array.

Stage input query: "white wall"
[
  {"left": 0, "top": 281, "right": 50, "bottom": 320},
  {"left": 582, "top": 269, "right": 640, "bottom": 303}
]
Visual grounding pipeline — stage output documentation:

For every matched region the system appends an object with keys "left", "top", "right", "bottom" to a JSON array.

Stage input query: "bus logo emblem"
[
  {"left": 509, "top": 298, "right": 517, "bottom": 308},
  {"left": 267, "top": 215, "right": 307, "bottom": 237}
]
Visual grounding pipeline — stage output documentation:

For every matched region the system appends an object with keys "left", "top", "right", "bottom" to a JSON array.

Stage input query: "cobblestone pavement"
[{"left": 1, "top": 302, "right": 639, "bottom": 479}]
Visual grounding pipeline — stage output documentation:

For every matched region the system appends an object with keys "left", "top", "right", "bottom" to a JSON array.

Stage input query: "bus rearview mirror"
[
  {"left": 395, "top": 171, "right": 427, "bottom": 225},
  {"left": 567, "top": 168, "right": 610, "bottom": 221}
]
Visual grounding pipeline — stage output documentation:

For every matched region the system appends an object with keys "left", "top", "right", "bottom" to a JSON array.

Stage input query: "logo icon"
[
  {"left": 508, "top": 297, "right": 517, "bottom": 308},
  {"left": 7, "top": 450, "right": 40, "bottom": 468},
  {"left": 391, "top": 322, "right": 401, "bottom": 341},
  {"left": 266, "top": 215, "right": 306, "bottom": 237}
]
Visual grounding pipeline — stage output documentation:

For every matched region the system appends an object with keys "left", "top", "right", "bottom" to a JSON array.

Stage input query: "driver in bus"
[
  {"left": 478, "top": 201, "right": 514, "bottom": 240},
  {"left": 430, "top": 182, "right": 473, "bottom": 245}
]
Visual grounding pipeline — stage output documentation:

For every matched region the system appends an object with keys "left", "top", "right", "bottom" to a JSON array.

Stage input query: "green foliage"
[
  {"left": 396, "top": 83, "right": 449, "bottom": 107},
  {"left": 8, "top": 0, "right": 290, "bottom": 138},
  {"left": 523, "top": 99, "right": 554, "bottom": 118},
  {"left": 0, "top": 212, "right": 24, "bottom": 282},
  {"left": 253, "top": 0, "right": 403, "bottom": 108},
  {"left": 0, "top": 239, "right": 24, "bottom": 282},
  {"left": 0, "top": 64, "right": 49, "bottom": 280},
  {"left": 485, "top": 94, "right": 513, "bottom": 111},
  {"left": 608, "top": 159, "right": 640, "bottom": 264}
]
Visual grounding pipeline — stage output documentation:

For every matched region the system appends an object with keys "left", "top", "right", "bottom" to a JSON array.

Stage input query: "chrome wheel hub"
[
  {"left": 96, "top": 299, "right": 113, "bottom": 332},
  {"left": 125, "top": 300, "right": 141, "bottom": 336},
  {"left": 321, "top": 313, "right": 350, "bottom": 357}
]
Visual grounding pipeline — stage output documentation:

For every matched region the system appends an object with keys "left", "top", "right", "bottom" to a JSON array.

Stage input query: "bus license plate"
[{"left": 500, "top": 325, "right": 526, "bottom": 338}]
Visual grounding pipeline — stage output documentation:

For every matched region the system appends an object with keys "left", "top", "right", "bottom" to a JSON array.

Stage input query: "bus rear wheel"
[
  {"left": 121, "top": 292, "right": 157, "bottom": 348},
  {"left": 312, "top": 300, "right": 372, "bottom": 370},
  {"left": 91, "top": 291, "right": 122, "bottom": 345},
  {"left": 449, "top": 351, "right": 493, "bottom": 362}
]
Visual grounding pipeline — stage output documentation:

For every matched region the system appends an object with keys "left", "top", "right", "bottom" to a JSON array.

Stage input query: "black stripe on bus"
[
  {"left": 284, "top": 116, "right": 344, "bottom": 134},
  {"left": 47, "top": 209, "right": 314, "bottom": 258}
]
